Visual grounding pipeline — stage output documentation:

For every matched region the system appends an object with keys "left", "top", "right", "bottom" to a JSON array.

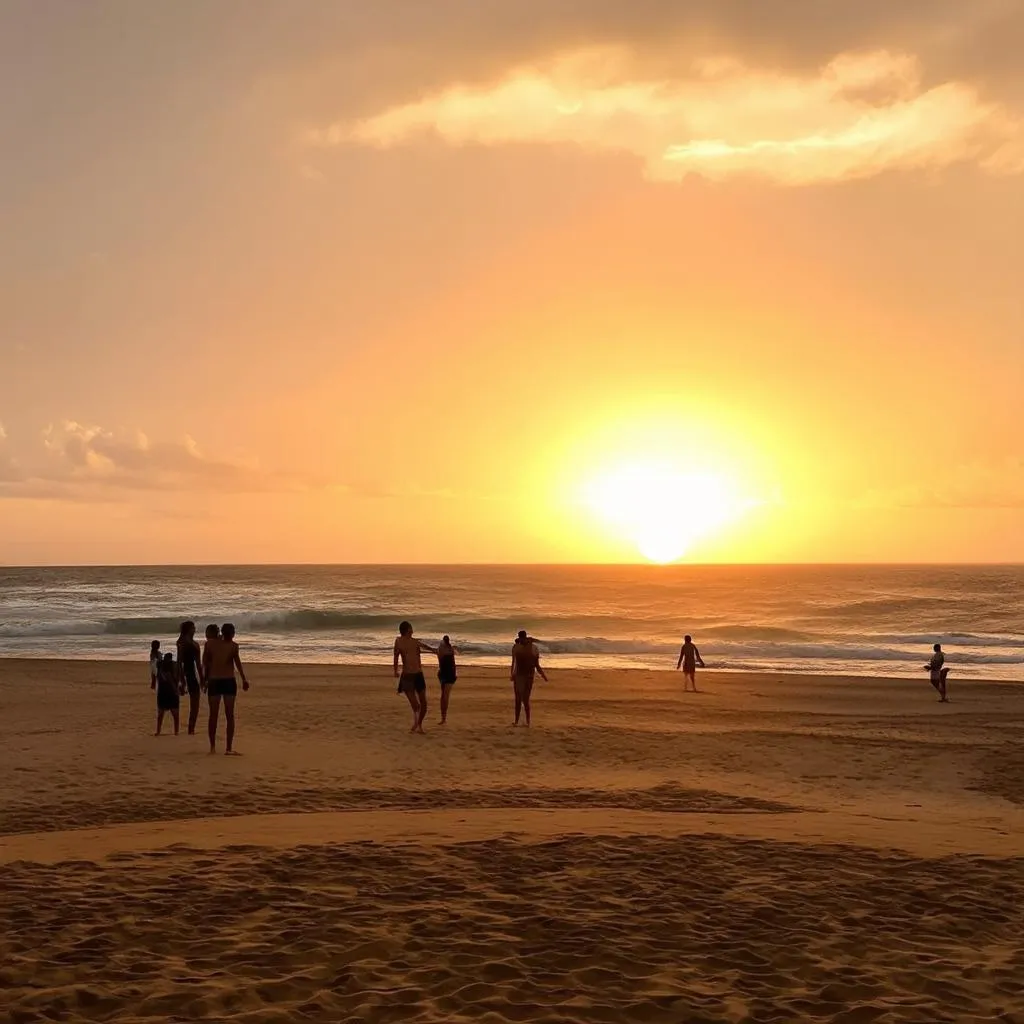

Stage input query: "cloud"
[
  {"left": 0, "top": 421, "right": 321, "bottom": 501},
  {"left": 315, "top": 46, "right": 1024, "bottom": 185}
]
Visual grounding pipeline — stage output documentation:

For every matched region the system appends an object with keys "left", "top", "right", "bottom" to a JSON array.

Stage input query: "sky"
[{"left": 1, "top": 0, "right": 1022, "bottom": 565}]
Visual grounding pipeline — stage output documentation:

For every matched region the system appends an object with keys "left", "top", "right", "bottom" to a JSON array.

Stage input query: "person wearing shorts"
[
  {"left": 675, "top": 634, "right": 705, "bottom": 692},
  {"left": 510, "top": 630, "right": 547, "bottom": 727},
  {"left": 436, "top": 635, "right": 458, "bottom": 725},
  {"left": 176, "top": 620, "right": 204, "bottom": 736},
  {"left": 393, "top": 621, "right": 435, "bottom": 734},
  {"left": 202, "top": 622, "right": 249, "bottom": 754},
  {"left": 154, "top": 652, "right": 180, "bottom": 736}
]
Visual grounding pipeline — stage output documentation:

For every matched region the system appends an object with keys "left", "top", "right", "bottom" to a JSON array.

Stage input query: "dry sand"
[{"left": 1, "top": 660, "right": 1023, "bottom": 1023}]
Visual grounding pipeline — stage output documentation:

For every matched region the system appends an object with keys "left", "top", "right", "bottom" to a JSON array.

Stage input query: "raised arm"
[{"left": 418, "top": 640, "right": 437, "bottom": 655}]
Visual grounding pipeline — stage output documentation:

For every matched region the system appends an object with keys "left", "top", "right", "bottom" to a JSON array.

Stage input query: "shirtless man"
[
  {"left": 393, "top": 621, "right": 436, "bottom": 734},
  {"left": 510, "top": 630, "right": 547, "bottom": 727},
  {"left": 924, "top": 643, "right": 950, "bottom": 703},
  {"left": 202, "top": 622, "right": 250, "bottom": 754},
  {"left": 675, "top": 634, "right": 705, "bottom": 692}
]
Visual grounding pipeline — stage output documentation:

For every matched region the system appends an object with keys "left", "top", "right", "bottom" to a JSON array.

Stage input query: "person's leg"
[
  {"left": 416, "top": 684, "right": 427, "bottom": 733},
  {"left": 188, "top": 690, "right": 200, "bottom": 735},
  {"left": 939, "top": 669, "right": 950, "bottom": 702},
  {"left": 224, "top": 695, "right": 237, "bottom": 753},
  {"left": 513, "top": 682, "right": 522, "bottom": 725},
  {"left": 155, "top": 709, "right": 164, "bottom": 736},
  {"left": 440, "top": 684, "right": 451, "bottom": 724},
  {"left": 522, "top": 678, "right": 533, "bottom": 727},
  {"left": 208, "top": 693, "right": 221, "bottom": 752},
  {"left": 403, "top": 686, "right": 420, "bottom": 731},
  {"left": 171, "top": 708, "right": 180, "bottom": 735}
]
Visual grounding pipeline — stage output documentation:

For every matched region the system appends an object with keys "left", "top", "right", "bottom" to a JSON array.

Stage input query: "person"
[
  {"left": 149, "top": 640, "right": 161, "bottom": 689},
  {"left": 393, "top": 621, "right": 435, "bottom": 734},
  {"left": 202, "top": 622, "right": 250, "bottom": 754},
  {"left": 924, "top": 643, "right": 950, "bottom": 703},
  {"left": 154, "top": 652, "right": 180, "bottom": 736},
  {"left": 436, "top": 635, "right": 458, "bottom": 725},
  {"left": 176, "top": 620, "right": 204, "bottom": 736},
  {"left": 510, "top": 630, "right": 547, "bottom": 727},
  {"left": 675, "top": 634, "right": 706, "bottom": 692}
]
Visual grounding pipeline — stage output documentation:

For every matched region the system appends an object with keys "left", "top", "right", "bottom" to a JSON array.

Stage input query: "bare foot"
[
  {"left": 208, "top": 748, "right": 216, "bottom": 755},
  {"left": 225, "top": 749, "right": 242, "bottom": 756}
]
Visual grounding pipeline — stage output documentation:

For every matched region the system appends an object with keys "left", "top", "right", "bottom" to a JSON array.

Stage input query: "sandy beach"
[{"left": 2, "top": 661, "right": 1023, "bottom": 1022}]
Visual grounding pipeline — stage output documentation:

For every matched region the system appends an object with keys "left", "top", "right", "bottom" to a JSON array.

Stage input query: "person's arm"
[
  {"left": 232, "top": 643, "right": 249, "bottom": 691},
  {"left": 510, "top": 652, "right": 517, "bottom": 681},
  {"left": 676, "top": 646, "right": 684, "bottom": 670},
  {"left": 202, "top": 643, "right": 212, "bottom": 683},
  {"left": 418, "top": 640, "right": 437, "bottom": 655},
  {"left": 695, "top": 646, "right": 705, "bottom": 668},
  {"left": 197, "top": 642, "right": 206, "bottom": 690},
  {"left": 537, "top": 656, "right": 548, "bottom": 683},
  {"left": 393, "top": 639, "right": 401, "bottom": 678},
  {"left": 150, "top": 659, "right": 157, "bottom": 689}
]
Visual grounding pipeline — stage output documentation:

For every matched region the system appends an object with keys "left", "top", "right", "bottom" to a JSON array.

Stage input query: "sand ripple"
[
  {"left": 3, "top": 836, "right": 1023, "bottom": 1023},
  {"left": 0, "top": 784, "right": 795, "bottom": 837}
]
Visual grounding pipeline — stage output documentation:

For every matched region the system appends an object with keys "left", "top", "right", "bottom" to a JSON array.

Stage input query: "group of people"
[
  {"left": 392, "top": 623, "right": 548, "bottom": 732},
  {"left": 148, "top": 624, "right": 955, "bottom": 748},
  {"left": 148, "top": 621, "right": 250, "bottom": 753}
]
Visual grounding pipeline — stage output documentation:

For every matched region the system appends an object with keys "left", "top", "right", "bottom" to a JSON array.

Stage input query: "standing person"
[
  {"left": 203, "top": 622, "right": 250, "bottom": 755},
  {"left": 675, "top": 634, "right": 706, "bottom": 692},
  {"left": 436, "top": 635, "right": 458, "bottom": 725},
  {"left": 176, "top": 621, "right": 204, "bottom": 736},
  {"left": 924, "top": 643, "right": 950, "bottom": 703},
  {"left": 393, "top": 621, "right": 435, "bottom": 734},
  {"left": 154, "top": 652, "right": 180, "bottom": 736},
  {"left": 510, "top": 630, "right": 547, "bottom": 727},
  {"left": 149, "top": 640, "right": 161, "bottom": 690}
]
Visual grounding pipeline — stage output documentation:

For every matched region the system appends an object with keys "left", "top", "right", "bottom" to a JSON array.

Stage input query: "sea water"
[{"left": 0, "top": 564, "right": 1021, "bottom": 679}]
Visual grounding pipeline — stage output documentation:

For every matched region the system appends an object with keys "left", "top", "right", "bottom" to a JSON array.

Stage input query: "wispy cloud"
[
  {"left": 314, "top": 47, "right": 1024, "bottom": 185},
  {"left": 858, "top": 459, "right": 1024, "bottom": 510},
  {"left": 0, "top": 421, "right": 324, "bottom": 501}
]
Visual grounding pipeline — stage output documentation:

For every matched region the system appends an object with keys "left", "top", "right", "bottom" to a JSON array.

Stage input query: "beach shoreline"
[{"left": 3, "top": 659, "right": 1023, "bottom": 1021}]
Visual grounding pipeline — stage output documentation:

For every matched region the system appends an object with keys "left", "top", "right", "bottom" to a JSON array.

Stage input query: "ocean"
[{"left": 1, "top": 564, "right": 1022, "bottom": 680}]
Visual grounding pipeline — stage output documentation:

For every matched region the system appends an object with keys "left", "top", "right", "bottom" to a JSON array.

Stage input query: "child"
[
  {"left": 155, "top": 651, "right": 180, "bottom": 736},
  {"left": 149, "top": 640, "right": 161, "bottom": 690}
]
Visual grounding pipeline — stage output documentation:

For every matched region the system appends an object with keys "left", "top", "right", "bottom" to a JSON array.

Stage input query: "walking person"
[
  {"left": 675, "top": 634, "right": 706, "bottom": 692},
  {"left": 436, "top": 635, "right": 458, "bottom": 725},
  {"left": 510, "top": 630, "right": 547, "bottom": 727},
  {"left": 202, "top": 622, "right": 249, "bottom": 754},
  {"left": 924, "top": 643, "right": 950, "bottom": 703},
  {"left": 149, "top": 640, "right": 161, "bottom": 689},
  {"left": 154, "top": 652, "right": 180, "bottom": 736},
  {"left": 176, "top": 620, "right": 204, "bottom": 736},
  {"left": 393, "top": 621, "right": 435, "bottom": 734}
]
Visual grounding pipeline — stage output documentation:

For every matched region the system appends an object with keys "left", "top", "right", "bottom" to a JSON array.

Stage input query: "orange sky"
[{"left": 1, "top": 1, "right": 1022, "bottom": 564}]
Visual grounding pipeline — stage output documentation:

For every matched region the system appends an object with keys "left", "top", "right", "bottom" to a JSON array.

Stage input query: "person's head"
[
  {"left": 150, "top": 640, "right": 160, "bottom": 655},
  {"left": 205, "top": 624, "right": 219, "bottom": 641},
  {"left": 178, "top": 620, "right": 195, "bottom": 642},
  {"left": 222, "top": 623, "right": 236, "bottom": 641},
  {"left": 442, "top": 634, "right": 450, "bottom": 646},
  {"left": 934, "top": 643, "right": 942, "bottom": 653},
  {"left": 399, "top": 620, "right": 412, "bottom": 636},
  {"left": 517, "top": 630, "right": 528, "bottom": 643},
  {"left": 684, "top": 635, "right": 692, "bottom": 644},
  {"left": 162, "top": 652, "right": 173, "bottom": 664}
]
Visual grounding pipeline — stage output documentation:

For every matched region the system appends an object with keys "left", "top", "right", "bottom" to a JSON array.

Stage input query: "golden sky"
[{"left": 1, "top": 0, "right": 1022, "bottom": 564}]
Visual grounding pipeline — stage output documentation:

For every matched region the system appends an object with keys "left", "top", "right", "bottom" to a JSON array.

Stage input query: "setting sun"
[{"left": 582, "top": 460, "right": 757, "bottom": 563}]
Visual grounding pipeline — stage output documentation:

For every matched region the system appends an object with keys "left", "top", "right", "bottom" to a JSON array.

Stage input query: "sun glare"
[{"left": 582, "top": 461, "right": 755, "bottom": 563}]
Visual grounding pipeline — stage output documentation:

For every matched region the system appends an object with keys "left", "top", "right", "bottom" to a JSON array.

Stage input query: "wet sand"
[{"left": 2, "top": 661, "right": 1023, "bottom": 1022}]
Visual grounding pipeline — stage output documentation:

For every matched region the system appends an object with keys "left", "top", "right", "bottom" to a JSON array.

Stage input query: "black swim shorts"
[
  {"left": 400, "top": 672, "right": 427, "bottom": 693},
  {"left": 208, "top": 678, "right": 238, "bottom": 698}
]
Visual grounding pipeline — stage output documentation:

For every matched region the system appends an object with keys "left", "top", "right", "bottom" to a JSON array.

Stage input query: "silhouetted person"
[
  {"left": 511, "top": 630, "right": 547, "bottom": 727},
  {"left": 924, "top": 643, "right": 950, "bottom": 702},
  {"left": 437, "top": 634, "right": 458, "bottom": 725},
  {"left": 149, "top": 640, "right": 161, "bottom": 689},
  {"left": 154, "top": 652, "right": 180, "bottom": 736},
  {"left": 176, "top": 620, "right": 204, "bottom": 736},
  {"left": 393, "top": 621, "right": 435, "bottom": 733},
  {"left": 203, "top": 622, "right": 249, "bottom": 754},
  {"left": 675, "top": 634, "right": 705, "bottom": 692}
]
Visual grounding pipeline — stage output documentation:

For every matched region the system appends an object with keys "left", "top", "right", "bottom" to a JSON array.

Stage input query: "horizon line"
[{"left": 2, "top": 561, "right": 1023, "bottom": 570}]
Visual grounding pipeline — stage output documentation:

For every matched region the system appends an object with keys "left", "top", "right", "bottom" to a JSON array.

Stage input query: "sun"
[{"left": 582, "top": 460, "right": 754, "bottom": 563}]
